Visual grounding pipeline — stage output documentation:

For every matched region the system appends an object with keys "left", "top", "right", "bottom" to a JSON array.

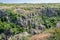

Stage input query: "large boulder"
[{"left": 56, "top": 22, "right": 60, "bottom": 28}]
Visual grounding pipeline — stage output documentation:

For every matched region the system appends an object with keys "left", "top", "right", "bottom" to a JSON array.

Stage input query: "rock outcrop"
[{"left": 0, "top": 7, "right": 60, "bottom": 34}]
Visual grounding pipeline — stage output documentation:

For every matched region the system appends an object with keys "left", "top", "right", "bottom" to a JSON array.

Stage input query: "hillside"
[{"left": 0, "top": 3, "right": 60, "bottom": 40}]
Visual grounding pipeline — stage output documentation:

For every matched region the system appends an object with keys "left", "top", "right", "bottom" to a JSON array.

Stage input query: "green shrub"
[
  {"left": 10, "top": 28, "right": 20, "bottom": 35},
  {"left": 54, "top": 28, "right": 60, "bottom": 40}
]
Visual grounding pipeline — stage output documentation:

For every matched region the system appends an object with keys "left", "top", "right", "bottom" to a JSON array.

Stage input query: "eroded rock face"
[{"left": 41, "top": 8, "right": 58, "bottom": 17}]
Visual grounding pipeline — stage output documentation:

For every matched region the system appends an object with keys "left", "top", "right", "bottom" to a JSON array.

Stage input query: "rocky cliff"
[{"left": 0, "top": 7, "right": 60, "bottom": 32}]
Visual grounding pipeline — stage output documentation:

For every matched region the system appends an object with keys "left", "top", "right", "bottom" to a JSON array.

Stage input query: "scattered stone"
[
  {"left": 29, "top": 29, "right": 42, "bottom": 35},
  {"left": 8, "top": 32, "right": 30, "bottom": 40}
]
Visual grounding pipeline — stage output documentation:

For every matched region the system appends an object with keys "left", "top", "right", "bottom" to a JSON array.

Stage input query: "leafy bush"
[
  {"left": 42, "top": 16, "right": 59, "bottom": 28},
  {"left": 10, "top": 28, "right": 20, "bottom": 35},
  {"left": 54, "top": 28, "right": 60, "bottom": 40}
]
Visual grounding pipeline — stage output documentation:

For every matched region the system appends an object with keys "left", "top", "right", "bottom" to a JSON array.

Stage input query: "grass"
[{"left": 0, "top": 3, "right": 60, "bottom": 8}]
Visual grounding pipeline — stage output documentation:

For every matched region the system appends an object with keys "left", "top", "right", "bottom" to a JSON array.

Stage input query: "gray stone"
[
  {"left": 56, "top": 22, "right": 60, "bottom": 28},
  {"left": 29, "top": 29, "right": 42, "bottom": 35}
]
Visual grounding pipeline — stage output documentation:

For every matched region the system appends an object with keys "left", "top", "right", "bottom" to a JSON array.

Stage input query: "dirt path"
[{"left": 30, "top": 33, "right": 51, "bottom": 40}]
